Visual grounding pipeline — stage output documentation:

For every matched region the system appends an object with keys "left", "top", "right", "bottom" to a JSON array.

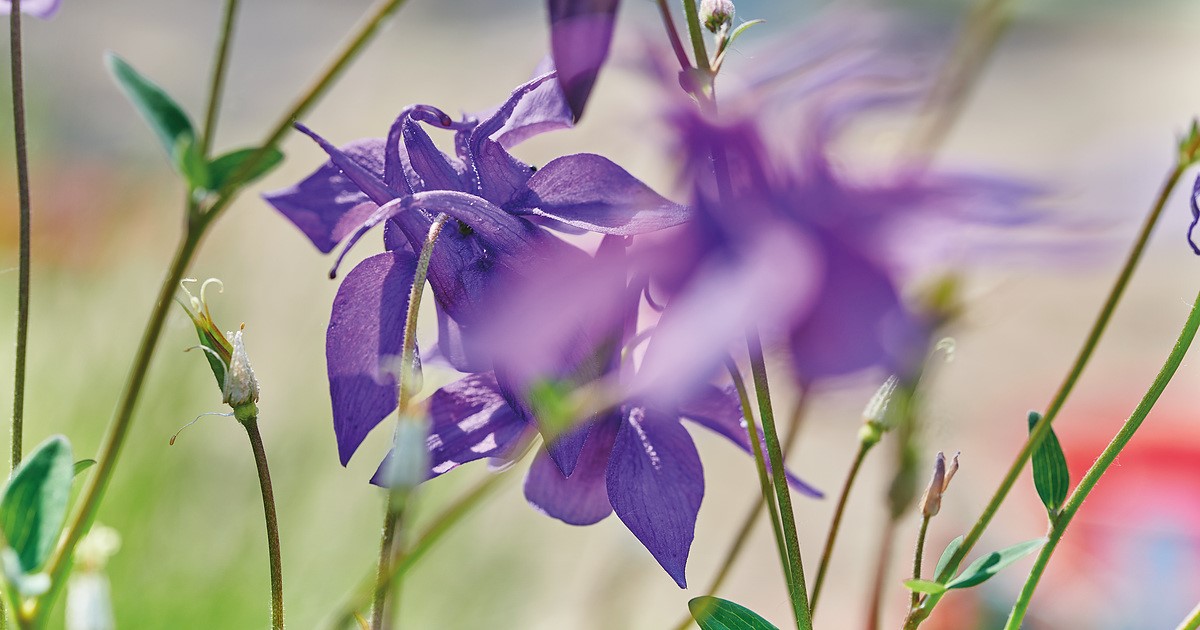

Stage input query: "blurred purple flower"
[
  {"left": 263, "top": 71, "right": 686, "bottom": 466},
  {"left": 0, "top": 0, "right": 60, "bottom": 18},
  {"left": 547, "top": 0, "right": 620, "bottom": 120},
  {"left": 1188, "top": 175, "right": 1199, "bottom": 255}
]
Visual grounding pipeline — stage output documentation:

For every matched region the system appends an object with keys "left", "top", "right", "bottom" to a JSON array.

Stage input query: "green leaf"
[
  {"left": 945, "top": 538, "right": 1047, "bottom": 590},
  {"left": 73, "top": 459, "right": 96, "bottom": 477},
  {"left": 903, "top": 579, "right": 948, "bottom": 595},
  {"left": 105, "top": 52, "right": 196, "bottom": 165},
  {"left": 208, "top": 147, "right": 285, "bottom": 191},
  {"left": 689, "top": 597, "right": 779, "bottom": 630},
  {"left": 725, "top": 19, "right": 766, "bottom": 51},
  {"left": 0, "top": 436, "right": 75, "bottom": 572},
  {"left": 1027, "top": 412, "right": 1069, "bottom": 515},
  {"left": 174, "top": 136, "right": 210, "bottom": 192},
  {"left": 933, "top": 535, "right": 964, "bottom": 581}
]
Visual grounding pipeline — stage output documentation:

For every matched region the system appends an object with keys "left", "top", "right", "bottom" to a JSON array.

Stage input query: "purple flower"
[
  {"left": 0, "top": 0, "right": 60, "bottom": 18},
  {"left": 547, "top": 0, "right": 620, "bottom": 120},
  {"left": 263, "top": 70, "right": 687, "bottom": 466},
  {"left": 1188, "top": 175, "right": 1199, "bottom": 255}
]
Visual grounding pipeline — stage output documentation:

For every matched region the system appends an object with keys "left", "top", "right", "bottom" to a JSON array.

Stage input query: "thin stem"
[
  {"left": 9, "top": 0, "right": 31, "bottom": 472},
  {"left": 904, "top": 160, "right": 1189, "bottom": 628},
  {"left": 865, "top": 518, "right": 898, "bottom": 630},
  {"left": 200, "top": 0, "right": 241, "bottom": 157},
  {"left": 1176, "top": 601, "right": 1200, "bottom": 630},
  {"left": 202, "top": 0, "right": 410, "bottom": 225},
  {"left": 371, "top": 215, "right": 448, "bottom": 629},
  {"left": 747, "top": 331, "right": 811, "bottom": 630},
  {"left": 910, "top": 516, "right": 931, "bottom": 608},
  {"left": 809, "top": 440, "right": 875, "bottom": 614},
  {"left": 35, "top": 1, "right": 412, "bottom": 621},
  {"left": 1004, "top": 288, "right": 1200, "bottom": 629},
  {"left": 242, "top": 416, "right": 285, "bottom": 630},
  {"left": 680, "top": 0, "right": 711, "bottom": 74},
  {"left": 654, "top": 0, "right": 691, "bottom": 73},
  {"left": 671, "top": 398, "right": 808, "bottom": 630},
  {"left": 330, "top": 471, "right": 510, "bottom": 629}
]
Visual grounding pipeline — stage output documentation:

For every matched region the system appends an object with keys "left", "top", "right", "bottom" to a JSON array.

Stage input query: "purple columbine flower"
[
  {"left": 1188, "top": 174, "right": 1199, "bottom": 255},
  {"left": 263, "top": 70, "right": 687, "bottom": 467},
  {"left": 374, "top": 240, "right": 820, "bottom": 586},
  {"left": 0, "top": 0, "right": 60, "bottom": 18},
  {"left": 546, "top": 0, "right": 620, "bottom": 120}
]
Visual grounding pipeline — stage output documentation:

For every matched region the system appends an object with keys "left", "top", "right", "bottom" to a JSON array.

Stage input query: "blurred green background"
[{"left": 2, "top": 0, "right": 1200, "bottom": 628}]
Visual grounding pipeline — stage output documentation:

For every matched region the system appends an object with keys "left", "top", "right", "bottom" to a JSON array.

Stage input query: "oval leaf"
[
  {"left": 934, "top": 535, "right": 964, "bottom": 581},
  {"left": 73, "top": 459, "right": 96, "bottom": 477},
  {"left": 105, "top": 53, "right": 195, "bottom": 165},
  {"left": 1027, "top": 412, "right": 1069, "bottom": 515},
  {"left": 689, "top": 597, "right": 779, "bottom": 630},
  {"left": 904, "top": 579, "right": 948, "bottom": 595},
  {"left": 208, "top": 146, "right": 285, "bottom": 191},
  {"left": 945, "top": 538, "right": 1047, "bottom": 590},
  {"left": 1, "top": 436, "right": 75, "bottom": 572}
]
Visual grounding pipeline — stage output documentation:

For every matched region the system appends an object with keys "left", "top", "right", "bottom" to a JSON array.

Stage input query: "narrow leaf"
[
  {"left": 1027, "top": 412, "right": 1069, "bottom": 514},
  {"left": 725, "top": 19, "right": 767, "bottom": 51},
  {"left": 689, "top": 597, "right": 779, "bottom": 630},
  {"left": 0, "top": 436, "right": 75, "bottom": 572},
  {"left": 933, "top": 535, "right": 964, "bottom": 581},
  {"left": 945, "top": 538, "right": 1047, "bottom": 590},
  {"left": 903, "top": 579, "right": 948, "bottom": 595},
  {"left": 174, "top": 136, "right": 210, "bottom": 192},
  {"left": 208, "top": 146, "right": 285, "bottom": 191},
  {"left": 73, "top": 460, "right": 96, "bottom": 477},
  {"left": 105, "top": 53, "right": 196, "bottom": 164}
]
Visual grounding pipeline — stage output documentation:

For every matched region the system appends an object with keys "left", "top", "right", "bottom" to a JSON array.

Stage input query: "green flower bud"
[{"left": 700, "top": 0, "right": 735, "bottom": 33}]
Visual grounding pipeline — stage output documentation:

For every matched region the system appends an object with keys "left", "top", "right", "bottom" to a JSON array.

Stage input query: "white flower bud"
[
  {"left": 701, "top": 0, "right": 735, "bottom": 33},
  {"left": 222, "top": 326, "right": 259, "bottom": 416}
]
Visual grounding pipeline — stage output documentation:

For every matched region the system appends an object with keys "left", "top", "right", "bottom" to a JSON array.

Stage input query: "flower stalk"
[
  {"left": 9, "top": 0, "right": 32, "bottom": 472},
  {"left": 905, "top": 150, "right": 1197, "bottom": 628},
  {"left": 242, "top": 415, "right": 285, "bottom": 630},
  {"left": 1003, "top": 287, "right": 1200, "bottom": 629},
  {"left": 200, "top": 0, "right": 241, "bottom": 157},
  {"left": 809, "top": 439, "right": 873, "bottom": 615}
]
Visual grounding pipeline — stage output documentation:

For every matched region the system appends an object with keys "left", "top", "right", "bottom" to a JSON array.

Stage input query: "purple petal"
[
  {"left": 607, "top": 407, "right": 702, "bottom": 588},
  {"left": 262, "top": 138, "right": 386, "bottom": 253},
  {"left": 547, "top": 0, "right": 620, "bottom": 120},
  {"left": 399, "top": 117, "right": 467, "bottom": 193},
  {"left": 523, "top": 414, "right": 620, "bottom": 525},
  {"left": 678, "top": 386, "right": 823, "bottom": 498},
  {"left": 1, "top": 0, "right": 60, "bottom": 18},
  {"left": 293, "top": 123, "right": 401, "bottom": 206},
  {"left": 1189, "top": 174, "right": 1200, "bottom": 256},
  {"left": 369, "top": 372, "right": 533, "bottom": 485},
  {"left": 475, "top": 140, "right": 535, "bottom": 207},
  {"left": 489, "top": 63, "right": 575, "bottom": 148},
  {"left": 431, "top": 308, "right": 492, "bottom": 373},
  {"left": 327, "top": 250, "right": 418, "bottom": 465},
  {"left": 516, "top": 153, "right": 689, "bottom": 235}
]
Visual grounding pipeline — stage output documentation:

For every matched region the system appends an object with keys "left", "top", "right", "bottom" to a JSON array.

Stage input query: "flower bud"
[
  {"left": 179, "top": 278, "right": 259, "bottom": 422},
  {"left": 700, "top": 0, "right": 735, "bottom": 33},
  {"left": 920, "top": 451, "right": 960, "bottom": 517},
  {"left": 223, "top": 326, "right": 260, "bottom": 421},
  {"left": 860, "top": 375, "right": 898, "bottom": 446}
]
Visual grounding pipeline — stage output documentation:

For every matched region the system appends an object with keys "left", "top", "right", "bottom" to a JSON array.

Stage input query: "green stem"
[
  {"left": 904, "top": 160, "right": 1189, "bottom": 629},
  {"left": 371, "top": 215, "right": 448, "bottom": 629},
  {"left": 331, "top": 471, "right": 510, "bottom": 629},
  {"left": 747, "top": 331, "right": 811, "bottom": 630},
  {"left": 33, "top": 1, "right": 412, "bottom": 622},
  {"left": 1004, "top": 288, "right": 1200, "bottom": 629},
  {"left": 9, "top": 0, "right": 31, "bottom": 473},
  {"left": 1176, "top": 601, "right": 1200, "bottom": 630},
  {"left": 680, "top": 0, "right": 711, "bottom": 74},
  {"left": 911, "top": 516, "right": 931, "bottom": 608},
  {"left": 200, "top": 0, "right": 241, "bottom": 157},
  {"left": 242, "top": 416, "right": 285, "bottom": 630},
  {"left": 809, "top": 440, "right": 874, "bottom": 615}
]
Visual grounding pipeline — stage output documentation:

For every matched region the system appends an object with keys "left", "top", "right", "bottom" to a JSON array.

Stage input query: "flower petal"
[
  {"left": 678, "top": 386, "right": 823, "bottom": 498},
  {"left": 517, "top": 153, "right": 689, "bottom": 235},
  {"left": 523, "top": 414, "right": 619, "bottom": 525},
  {"left": 1, "top": 0, "right": 60, "bottom": 18},
  {"left": 369, "top": 372, "right": 532, "bottom": 485},
  {"left": 547, "top": 0, "right": 620, "bottom": 120},
  {"left": 293, "top": 123, "right": 402, "bottom": 206},
  {"left": 489, "top": 62, "right": 575, "bottom": 149},
  {"left": 326, "top": 250, "right": 417, "bottom": 465},
  {"left": 1189, "top": 174, "right": 1200, "bottom": 256},
  {"left": 607, "top": 407, "right": 702, "bottom": 588},
  {"left": 262, "top": 138, "right": 386, "bottom": 253}
]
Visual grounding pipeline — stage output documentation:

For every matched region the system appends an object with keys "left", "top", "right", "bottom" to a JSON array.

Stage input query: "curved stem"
[
  {"left": 809, "top": 440, "right": 874, "bottom": 615},
  {"left": 1176, "top": 601, "right": 1200, "bottom": 630},
  {"left": 653, "top": 0, "right": 691, "bottom": 73},
  {"left": 371, "top": 215, "right": 448, "bottom": 629},
  {"left": 34, "top": 1, "right": 413, "bottom": 622},
  {"left": 243, "top": 416, "right": 285, "bottom": 630},
  {"left": 748, "top": 331, "right": 811, "bottom": 630},
  {"left": 910, "top": 515, "right": 931, "bottom": 608},
  {"left": 1004, "top": 287, "right": 1200, "bottom": 629},
  {"left": 200, "top": 0, "right": 241, "bottom": 157},
  {"left": 9, "top": 0, "right": 31, "bottom": 472},
  {"left": 904, "top": 161, "right": 1188, "bottom": 629}
]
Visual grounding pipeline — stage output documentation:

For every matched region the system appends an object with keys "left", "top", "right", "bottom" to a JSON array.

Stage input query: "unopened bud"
[
  {"left": 700, "top": 0, "right": 735, "bottom": 33},
  {"left": 920, "top": 451, "right": 960, "bottom": 517},
  {"left": 860, "top": 376, "right": 899, "bottom": 446},
  {"left": 223, "top": 326, "right": 260, "bottom": 420}
]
